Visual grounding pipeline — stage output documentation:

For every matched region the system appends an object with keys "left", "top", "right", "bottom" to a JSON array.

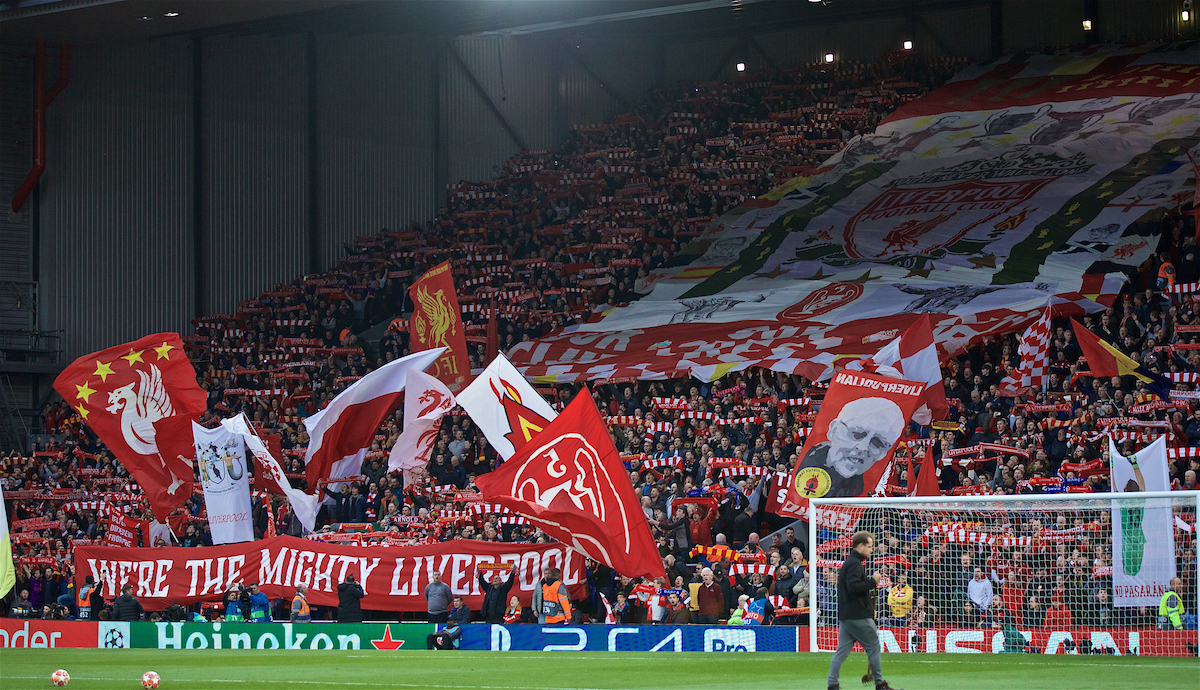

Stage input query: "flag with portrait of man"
[{"left": 779, "top": 369, "right": 924, "bottom": 519}]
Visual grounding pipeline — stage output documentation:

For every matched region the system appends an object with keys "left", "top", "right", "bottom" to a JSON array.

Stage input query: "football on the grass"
[
  {"left": 141, "top": 671, "right": 161, "bottom": 688},
  {"left": 51, "top": 669, "right": 70, "bottom": 686}
]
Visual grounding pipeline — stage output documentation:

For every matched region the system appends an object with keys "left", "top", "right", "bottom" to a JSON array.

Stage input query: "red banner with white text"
[{"left": 74, "top": 536, "right": 586, "bottom": 611}]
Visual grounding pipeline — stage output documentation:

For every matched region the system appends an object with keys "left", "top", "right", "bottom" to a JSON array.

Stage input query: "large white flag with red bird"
[
  {"left": 388, "top": 368, "right": 457, "bottom": 486},
  {"left": 458, "top": 353, "right": 558, "bottom": 461}
]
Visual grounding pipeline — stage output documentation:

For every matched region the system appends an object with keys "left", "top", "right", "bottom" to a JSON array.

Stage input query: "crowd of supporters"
[{"left": 2, "top": 51, "right": 1197, "bottom": 627}]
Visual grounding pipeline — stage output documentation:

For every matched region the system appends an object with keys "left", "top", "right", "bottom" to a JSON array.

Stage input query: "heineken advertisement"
[{"left": 102, "top": 622, "right": 434, "bottom": 650}]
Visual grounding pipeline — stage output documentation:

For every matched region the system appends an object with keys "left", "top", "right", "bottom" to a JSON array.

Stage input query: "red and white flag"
[
  {"left": 849, "top": 314, "right": 947, "bottom": 425},
  {"left": 475, "top": 388, "right": 665, "bottom": 581},
  {"left": 223, "top": 414, "right": 320, "bottom": 532},
  {"left": 388, "top": 369, "right": 457, "bottom": 486},
  {"left": 458, "top": 353, "right": 557, "bottom": 460},
  {"left": 998, "top": 306, "right": 1052, "bottom": 395},
  {"left": 303, "top": 348, "right": 444, "bottom": 492},
  {"left": 52, "top": 333, "right": 208, "bottom": 522}
]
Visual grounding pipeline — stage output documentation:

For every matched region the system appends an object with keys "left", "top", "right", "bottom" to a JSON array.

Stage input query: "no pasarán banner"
[
  {"left": 1109, "top": 436, "right": 1176, "bottom": 607},
  {"left": 780, "top": 369, "right": 923, "bottom": 518},
  {"left": 74, "top": 535, "right": 586, "bottom": 611}
]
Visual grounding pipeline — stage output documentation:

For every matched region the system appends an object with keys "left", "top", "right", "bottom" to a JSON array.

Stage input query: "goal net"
[{"left": 805, "top": 491, "right": 1199, "bottom": 658}]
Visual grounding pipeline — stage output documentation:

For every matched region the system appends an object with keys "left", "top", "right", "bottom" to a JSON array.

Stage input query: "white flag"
[
  {"left": 388, "top": 368, "right": 457, "bottom": 486},
  {"left": 193, "top": 421, "right": 255, "bottom": 544},
  {"left": 457, "top": 353, "right": 557, "bottom": 460},
  {"left": 1109, "top": 435, "right": 1176, "bottom": 607},
  {"left": 222, "top": 413, "right": 320, "bottom": 533}
]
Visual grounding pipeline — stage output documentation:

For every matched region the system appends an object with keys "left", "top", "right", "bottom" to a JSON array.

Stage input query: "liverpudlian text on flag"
[
  {"left": 780, "top": 369, "right": 924, "bottom": 518},
  {"left": 303, "top": 348, "right": 444, "bottom": 496},
  {"left": 409, "top": 261, "right": 470, "bottom": 392},
  {"left": 475, "top": 388, "right": 665, "bottom": 581},
  {"left": 999, "top": 306, "right": 1053, "bottom": 395},
  {"left": 842, "top": 313, "right": 948, "bottom": 425},
  {"left": 1109, "top": 435, "right": 1176, "bottom": 607},
  {"left": 458, "top": 353, "right": 558, "bottom": 460},
  {"left": 223, "top": 413, "right": 320, "bottom": 532},
  {"left": 192, "top": 420, "right": 255, "bottom": 544},
  {"left": 53, "top": 333, "right": 208, "bottom": 522},
  {"left": 388, "top": 368, "right": 457, "bottom": 487}
]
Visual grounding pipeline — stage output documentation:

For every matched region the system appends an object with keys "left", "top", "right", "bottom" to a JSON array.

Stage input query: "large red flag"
[
  {"left": 53, "top": 333, "right": 207, "bottom": 521},
  {"left": 475, "top": 388, "right": 665, "bottom": 581},
  {"left": 910, "top": 444, "right": 941, "bottom": 497},
  {"left": 779, "top": 368, "right": 923, "bottom": 518},
  {"left": 409, "top": 261, "right": 470, "bottom": 392}
]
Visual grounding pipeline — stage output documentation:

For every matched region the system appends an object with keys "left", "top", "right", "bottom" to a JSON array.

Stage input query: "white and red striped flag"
[
  {"left": 853, "top": 314, "right": 948, "bottom": 425},
  {"left": 303, "top": 348, "right": 444, "bottom": 492},
  {"left": 998, "top": 306, "right": 1052, "bottom": 395}
]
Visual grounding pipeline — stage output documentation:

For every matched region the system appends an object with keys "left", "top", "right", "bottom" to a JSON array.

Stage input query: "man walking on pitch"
[{"left": 828, "top": 531, "right": 900, "bottom": 690}]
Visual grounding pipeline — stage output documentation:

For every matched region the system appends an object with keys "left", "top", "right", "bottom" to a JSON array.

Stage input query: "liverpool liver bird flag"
[
  {"left": 409, "top": 261, "right": 470, "bottom": 392},
  {"left": 53, "top": 333, "right": 208, "bottom": 521}
]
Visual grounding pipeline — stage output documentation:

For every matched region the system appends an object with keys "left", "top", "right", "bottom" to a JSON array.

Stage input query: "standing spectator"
[
  {"left": 111, "top": 584, "right": 143, "bottom": 622},
  {"left": 696, "top": 567, "right": 725, "bottom": 624},
  {"left": 886, "top": 573, "right": 914, "bottom": 626},
  {"left": 290, "top": 584, "right": 311, "bottom": 623},
  {"left": 337, "top": 574, "right": 364, "bottom": 623},
  {"left": 479, "top": 564, "right": 517, "bottom": 624},
  {"left": 967, "top": 567, "right": 993, "bottom": 620},
  {"left": 87, "top": 576, "right": 106, "bottom": 621},
  {"left": 424, "top": 570, "right": 453, "bottom": 624}
]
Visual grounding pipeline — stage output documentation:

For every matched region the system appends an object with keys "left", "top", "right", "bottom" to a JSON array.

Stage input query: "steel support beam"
[{"left": 448, "top": 43, "right": 528, "bottom": 152}]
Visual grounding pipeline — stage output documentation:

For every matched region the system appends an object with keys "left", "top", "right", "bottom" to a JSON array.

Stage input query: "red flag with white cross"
[{"left": 53, "top": 333, "right": 208, "bottom": 521}]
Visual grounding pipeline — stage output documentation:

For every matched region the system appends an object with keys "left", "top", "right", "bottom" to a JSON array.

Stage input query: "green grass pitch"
[{"left": 1, "top": 649, "right": 1196, "bottom": 689}]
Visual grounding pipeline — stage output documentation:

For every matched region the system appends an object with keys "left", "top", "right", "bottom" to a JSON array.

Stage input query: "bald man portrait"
[{"left": 795, "top": 397, "right": 905, "bottom": 498}]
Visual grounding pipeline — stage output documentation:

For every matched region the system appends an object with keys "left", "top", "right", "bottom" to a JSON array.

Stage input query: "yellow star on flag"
[
  {"left": 75, "top": 381, "right": 96, "bottom": 403},
  {"left": 76, "top": 405, "right": 90, "bottom": 421},
  {"left": 154, "top": 342, "right": 175, "bottom": 360},
  {"left": 122, "top": 349, "right": 145, "bottom": 366},
  {"left": 93, "top": 360, "right": 115, "bottom": 382}
]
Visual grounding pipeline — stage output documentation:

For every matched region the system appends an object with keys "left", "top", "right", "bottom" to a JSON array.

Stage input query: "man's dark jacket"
[{"left": 837, "top": 549, "right": 876, "bottom": 620}]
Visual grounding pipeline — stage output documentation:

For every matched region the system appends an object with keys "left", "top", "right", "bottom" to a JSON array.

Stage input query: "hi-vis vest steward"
[{"left": 541, "top": 581, "right": 571, "bottom": 624}]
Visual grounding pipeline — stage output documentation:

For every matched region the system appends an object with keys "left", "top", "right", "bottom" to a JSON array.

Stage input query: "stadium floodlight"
[
  {"left": 806, "top": 490, "right": 1200, "bottom": 658},
  {"left": 1184, "top": 11, "right": 1191, "bottom": 21},
  {"left": 736, "top": 62, "right": 746, "bottom": 72},
  {"left": 1082, "top": 19, "right": 1092, "bottom": 30},
  {"left": 903, "top": 40, "right": 913, "bottom": 50},
  {"left": 824, "top": 53, "right": 834, "bottom": 63},
  {"left": 165, "top": 12, "right": 179, "bottom": 17}
]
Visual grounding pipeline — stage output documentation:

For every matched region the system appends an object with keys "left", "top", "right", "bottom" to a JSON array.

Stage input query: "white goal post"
[{"left": 806, "top": 491, "right": 1200, "bottom": 657}]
